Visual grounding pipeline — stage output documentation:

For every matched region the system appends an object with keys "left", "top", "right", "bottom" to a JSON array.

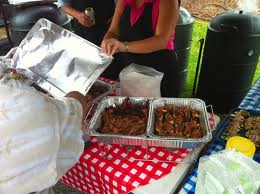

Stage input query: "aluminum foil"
[
  {"left": 147, "top": 98, "right": 212, "bottom": 148},
  {"left": 86, "top": 80, "right": 114, "bottom": 105},
  {"left": 89, "top": 97, "right": 212, "bottom": 148},
  {"left": 9, "top": 18, "right": 113, "bottom": 98},
  {"left": 88, "top": 96, "right": 151, "bottom": 146},
  {"left": 82, "top": 80, "right": 115, "bottom": 136}
]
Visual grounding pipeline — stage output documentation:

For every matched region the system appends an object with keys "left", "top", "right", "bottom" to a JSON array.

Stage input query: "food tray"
[
  {"left": 215, "top": 108, "right": 260, "bottom": 162},
  {"left": 86, "top": 79, "right": 114, "bottom": 105},
  {"left": 10, "top": 19, "right": 113, "bottom": 98},
  {"left": 88, "top": 97, "right": 212, "bottom": 148},
  {"left": 82, "top": 79, "right": 114, "bottom": 127},
  {"left": 147, "top": 98, "right": 212, "bottom": 148},
  {"left": 0, "top": 61, "right": 52, "bottom": 96},
  {"left": 88, "top": 96, "right": 150, "bottom": 146}
]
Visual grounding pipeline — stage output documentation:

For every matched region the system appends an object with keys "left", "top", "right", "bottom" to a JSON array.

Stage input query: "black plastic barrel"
[
  {"left": 174, "top": 7, "right": 194, "bottom": 97},
  {"left": 9, "top": 3, "right": 71, "bottom": 46},
  {"left": 196, "top": 10, "right": 260, "bottom": 113}
]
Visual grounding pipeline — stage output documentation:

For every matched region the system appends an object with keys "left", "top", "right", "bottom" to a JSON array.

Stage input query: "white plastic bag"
[
  {"left": 119, "top": 63, "right": 164, "bottom": 97},
  {"left": 195, "top": 149, "right": 260, "bottom": 194}
]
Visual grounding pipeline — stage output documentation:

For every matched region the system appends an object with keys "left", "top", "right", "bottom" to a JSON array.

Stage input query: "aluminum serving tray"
[
  {"left": 214, "top": 108, "right": 260, "bottom": 162},
  {"left": 87, "top": 79, "right": 114, "bottom": 105},
  {"left": 88, "top": 97, "right": 212, "bottom": 148},
  {"left": 88, "top": 96, "right": 151, "bottom": 146},
  {"left": 147, "top": 98, "right": 212, "bottom": 148},
  {"left": 82, "top": 80, "right": 114, "bottom": 127},
  {"left": 10, "top": 19, "right": 113, "bottom": 98}
]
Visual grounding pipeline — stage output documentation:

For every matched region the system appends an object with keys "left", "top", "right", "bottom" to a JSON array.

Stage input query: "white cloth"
[{"left": 0, "top": 77, "right": 84, "bottom": 194}]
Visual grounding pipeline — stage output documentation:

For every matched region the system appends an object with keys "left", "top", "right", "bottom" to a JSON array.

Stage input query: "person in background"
[
  {"left": 0, "top": 76, "right": 89, "bottom": 194},
  {"left": 101, "top": 0, "right": 180, "bottom": 97},
  {"left": 58, "top": 0, "right": 115, "bottom": 46}
]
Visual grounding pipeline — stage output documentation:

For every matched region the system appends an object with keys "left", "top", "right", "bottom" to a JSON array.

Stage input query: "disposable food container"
[
  {"left": 86, "top": 79, "right": 114, "bottom": 105},
  {"left": 215, "top": 108, "right": 260, "bottom": 162},
  {"left": 5, "top": 18, "right": 113, "bottom": 98},
  {"left": 89, "top": 97, "right": 212, "bottom": 148},
  {"left": 146, "top": 98, "right": 212, "bottom": 148},
  {"left": 88, "top": 96, "right": 151, "bottom": 146},
  {"left": 82, "top": 80, "right": 114, "bottom": 129}
]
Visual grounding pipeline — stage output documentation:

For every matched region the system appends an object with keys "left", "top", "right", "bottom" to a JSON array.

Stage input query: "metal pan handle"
[{"left": 82, "top": 102, "right": 98, "bottom": 138}]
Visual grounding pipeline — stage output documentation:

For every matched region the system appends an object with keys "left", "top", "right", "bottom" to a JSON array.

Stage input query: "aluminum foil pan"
[
  {"left": 82, "top": 80, "right": 114, "bottom": 130},
  {"left": 9, "top": 18, "right": 113, "bottom": 98},
  {"left": 88, "top": 96, "right": 151, "bottom": 146},
  {"left": 146, "top": 98, "right": 212, "bottom": 148},
  {"left": 86, "top": 79, "right": 114, "bottom": 105}
]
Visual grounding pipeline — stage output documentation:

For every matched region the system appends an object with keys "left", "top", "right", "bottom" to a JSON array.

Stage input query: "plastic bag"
[
  {"left": 119, "top": 63, "right": 164, "bottom": 97},
  {"left": 195, "top": 149, "right": 260, "bottom": 194}
]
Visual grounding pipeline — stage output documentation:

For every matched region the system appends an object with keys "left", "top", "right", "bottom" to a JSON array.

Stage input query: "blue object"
[
  {"left": 180, "top": 77, "right": 260, "bottom": 194},
  {"left": 214, "top": 108, "right": 260, "bottom": 162}
]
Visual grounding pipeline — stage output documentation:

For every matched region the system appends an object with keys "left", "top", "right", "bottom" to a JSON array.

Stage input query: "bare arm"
[
  {"left": 101, "top": 0, "right": 124, "bottom": 54},
  {"left": 128, "top": 0, "right": 179, "bottom": 53},
  {"left": 102, "top": 0, "right": 179, "bottom": 55},
  {"left": 102, "top": 0, "right": 124, "bottom": 40},
  {"left": 61, "top": 5, "right": 80, "bottom": 19}
]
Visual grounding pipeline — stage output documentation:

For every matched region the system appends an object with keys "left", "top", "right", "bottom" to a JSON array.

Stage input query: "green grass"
[{"left": 183, "top": 20, "right": 260, "bottom": 97}]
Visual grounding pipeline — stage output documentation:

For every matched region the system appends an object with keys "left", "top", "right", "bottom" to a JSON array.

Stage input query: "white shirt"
[{"left": 0, "top": 77, "right": 84, "bottom": 194}]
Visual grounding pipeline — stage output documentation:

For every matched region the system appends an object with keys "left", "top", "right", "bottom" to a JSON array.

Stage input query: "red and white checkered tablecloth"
[
  {"left": 99, "top": 77, "right": 116, "bottom": 85},
  {"left": 61, "top": 137, "right": 190, "bottom": 194},
  {"left": 61, "top": 77, "right": 216, "bottom": 194}
]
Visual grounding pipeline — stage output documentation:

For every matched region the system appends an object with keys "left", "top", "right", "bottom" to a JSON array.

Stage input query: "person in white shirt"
[{"left": 0, "top": 76, "right": 89, "bottom": 194}]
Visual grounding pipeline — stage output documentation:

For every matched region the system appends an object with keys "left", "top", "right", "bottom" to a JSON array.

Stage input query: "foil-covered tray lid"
[{"left": 10, "top": 18, "right": 113, "bottom": 98}]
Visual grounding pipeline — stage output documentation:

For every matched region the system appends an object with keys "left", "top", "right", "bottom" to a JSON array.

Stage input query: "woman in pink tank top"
[{"left": 101, "top": 0, "right": 181, "bottom": 97}]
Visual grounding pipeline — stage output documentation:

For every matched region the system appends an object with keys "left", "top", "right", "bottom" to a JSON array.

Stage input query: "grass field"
[{"left": 183, "top": 20, "right": 260, "bottom": 97}]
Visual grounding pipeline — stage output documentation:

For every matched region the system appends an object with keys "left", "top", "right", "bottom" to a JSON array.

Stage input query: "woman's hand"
[
  {"left": 76, "top": 12, "right": 94, "bottom": 28},
  {"left": 101, "top": 38, "right": 126, "bottom": 55}
]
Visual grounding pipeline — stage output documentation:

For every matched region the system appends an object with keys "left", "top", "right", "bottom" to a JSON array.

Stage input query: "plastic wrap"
[
  {"left": 119, "top": 63, "right": 164, "bottom": 97},
  {"left": 196, "top": 149, "right": 260, "bottom": 194}
]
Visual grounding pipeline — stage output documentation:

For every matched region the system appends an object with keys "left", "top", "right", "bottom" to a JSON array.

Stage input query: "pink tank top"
[{"left": 121, "top": 0, "right": 175, "bottom": 50}]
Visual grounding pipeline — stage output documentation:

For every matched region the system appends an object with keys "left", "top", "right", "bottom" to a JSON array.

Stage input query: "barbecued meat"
[
  {"left": 99, "top": 98, "right": 149, "bottom": 135},
  {"left": 154, "top": 105, "right": 203, "bottom": 138},
  {"left": 227, "top": 110, "right": 260, "bottom": 147}
]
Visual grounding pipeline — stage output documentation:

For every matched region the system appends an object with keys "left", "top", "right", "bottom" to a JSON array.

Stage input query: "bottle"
[{"left": 84, "top": 7, "right": 95, "bottom": 26}]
